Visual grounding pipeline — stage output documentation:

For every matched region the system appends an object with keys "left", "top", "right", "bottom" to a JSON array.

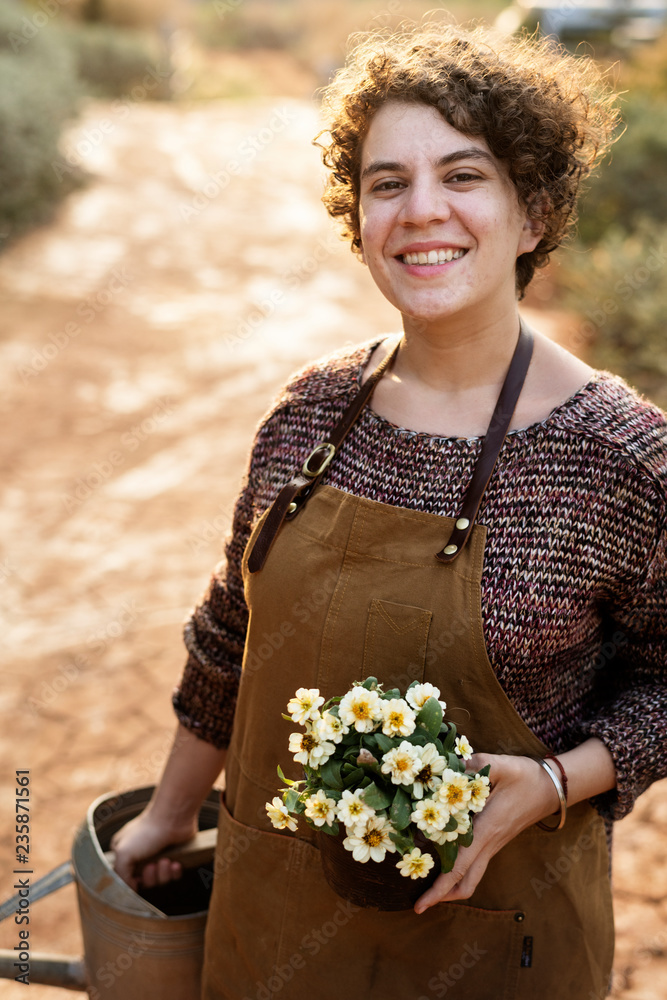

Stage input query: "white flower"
[
  {"left": 316, "top": 710, "right": 349, "bottom": 744},
  {"left": 411, "top": 797, "right": 450, "bottom": 834},
  {"left": 428, "top": 810, "right": 471, "bottom": 844},
  {"left": 265, "top": 797, "right": 297, "bottom": 832},
  {"left": 380, "top": 741, "right": 421, "bottom": 785},
  {"left": 342, "top": 814, "right": 397, "bottom": 863},
  {"left": 380, "top": 698, "right": 417, "bottom": 737},
  {"left": 468, "top": 772, "right": 491, "bottom": 813},
  {"left": 337, "top": 789, "right": 376, "bottom": 830},
  {"left": 396, "top": 848, "right": 436, "bottom": 879},
  {"left": 338, "top": 686, "right": 383, "bottom": 733},
  {"left": 412, "top": 744, "right": 447, "bottom": 799},
  {"left": 288, "top": 725, "right": 335, "bottom": 768},
  {"left": 304, "top": 789, "right": 337, "bottom": 827},
  {"left": 437, "top": 769, "right": 473, "bottom": 815},
  {"left": 287, "top": 687, "right": 324, "bottom": 724},
  {"left": 455, "top": 735, "right": 474, "bottom": 760},
  {"left": 406, "top": 682, "right": 446, "bottom": 713}
]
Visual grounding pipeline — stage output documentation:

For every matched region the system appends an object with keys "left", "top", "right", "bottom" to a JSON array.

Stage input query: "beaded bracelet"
[{"left": 533, "top": 756, "right": 567, "bottom": 831}]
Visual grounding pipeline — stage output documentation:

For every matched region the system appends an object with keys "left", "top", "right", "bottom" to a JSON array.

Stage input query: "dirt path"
[{"left": 0, "top": 98, "right": 665, "bottom": 998}]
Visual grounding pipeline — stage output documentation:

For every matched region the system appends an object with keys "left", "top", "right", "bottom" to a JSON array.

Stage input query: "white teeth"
[{"left": 401, "top": 249, "right": 466, "bottom": 265}]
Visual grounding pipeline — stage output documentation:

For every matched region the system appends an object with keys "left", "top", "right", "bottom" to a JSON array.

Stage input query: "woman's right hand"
[{"left": 110, "top": 806, "right": 198, "bottom": 891}]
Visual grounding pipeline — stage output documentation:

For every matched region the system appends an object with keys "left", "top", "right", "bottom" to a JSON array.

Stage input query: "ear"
[{"left": 518, "top": 192, "right": 548, "bottom": 256}]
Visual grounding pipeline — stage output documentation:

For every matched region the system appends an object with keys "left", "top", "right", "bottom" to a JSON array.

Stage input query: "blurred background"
[{"left": 0, "top": 1, "right": 666, "bottom": 997}]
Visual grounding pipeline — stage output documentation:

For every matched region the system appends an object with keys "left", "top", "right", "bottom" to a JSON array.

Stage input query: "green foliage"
[
  {"left": 62, "top": 22, "right": 168, "bottom": 99},
  {"left": 577, "top": 97, "right": 667, "bottom": 245},
  {"left": 559, "top": 220, "right": 667, "bottom": 407},
  {"left": 0, "top": 0, "right": 80, "bottom": 244}
]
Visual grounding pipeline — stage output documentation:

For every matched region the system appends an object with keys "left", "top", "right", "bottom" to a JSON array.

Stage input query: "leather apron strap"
[{"left": 248, "top": 323, "right": 534, "bottom": 573}]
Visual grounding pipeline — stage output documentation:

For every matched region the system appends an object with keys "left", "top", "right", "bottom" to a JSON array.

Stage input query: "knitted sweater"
[{"left": 174, "top": 338, "right": 667, "bottom": 823}]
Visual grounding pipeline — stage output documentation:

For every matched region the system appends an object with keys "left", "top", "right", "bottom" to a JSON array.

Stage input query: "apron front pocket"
[{"left": 363, "top": 599, "right": 433, "bottom": 690}]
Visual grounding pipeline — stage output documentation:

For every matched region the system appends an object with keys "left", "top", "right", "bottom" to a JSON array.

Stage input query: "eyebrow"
[{"left": 360, "top": 147, "right": 497, "bottom": 181}]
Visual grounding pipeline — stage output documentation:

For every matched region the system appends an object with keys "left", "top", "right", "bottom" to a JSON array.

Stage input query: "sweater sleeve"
[
  {"left": 581, "top": 524, "right": 667, "bottom": 821},
  {"left": 172, "top": 413, "right": 282, "bottom": 748}
]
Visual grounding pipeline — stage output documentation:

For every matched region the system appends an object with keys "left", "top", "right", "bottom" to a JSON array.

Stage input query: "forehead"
[{"left": 361, "top": 100, "right": 497, "bottom": 169}]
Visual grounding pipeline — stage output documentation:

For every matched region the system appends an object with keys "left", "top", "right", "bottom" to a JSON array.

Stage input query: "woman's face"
[{"left": 358, "top": 101, "right": 541, "bottom": 330}]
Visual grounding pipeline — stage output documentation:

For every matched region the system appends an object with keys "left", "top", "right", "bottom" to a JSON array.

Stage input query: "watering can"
[{"left": 0, "top": 786, "right": 219, "bottom": 998}]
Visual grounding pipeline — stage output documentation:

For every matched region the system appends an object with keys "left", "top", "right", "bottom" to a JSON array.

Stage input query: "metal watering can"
[{"left": 0, "top": 786, "right": 219, "bottom": 998}]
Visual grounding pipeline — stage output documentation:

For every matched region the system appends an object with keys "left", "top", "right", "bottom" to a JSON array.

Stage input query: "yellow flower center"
[
  {"left": 447, "top": 786, "right": 464, "bottom": 806},
  {"left": 423, "top": 807, "right": 438, "bottom": 823},
  {"left": 364, "top": 829, "right": 383, "bottom": 847},
  {"left": 302, "top": 734, "right": 317, "bottom": 751},
  {"left": 395, "top": 756, "right": 411, "bottom": 772},
  {"left": 348, "top": 802, "right": 362, "bottom": 815},
  {"left": 353, "top": 701, "right": 370, "bottom": 719},
  {"left": 388, "top": 712, "right": 403, "bottom": 727},
  {"left": 416, "top": 765, "right": 432, "bottom": 783}
]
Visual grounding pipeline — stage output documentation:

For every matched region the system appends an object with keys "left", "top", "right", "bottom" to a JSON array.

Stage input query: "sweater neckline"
[{"left": 353, "top": 337, "right": 606, "bottom": 445}]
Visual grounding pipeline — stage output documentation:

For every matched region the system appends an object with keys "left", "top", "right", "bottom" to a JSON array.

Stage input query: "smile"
[{"left": 399, "top": 248, "right": 468, "bottom": 265}]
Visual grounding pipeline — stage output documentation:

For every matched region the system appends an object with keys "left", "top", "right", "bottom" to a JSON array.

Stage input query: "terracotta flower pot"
[{"left": 317, "top": 829, "right": 440, "bottom": 911}]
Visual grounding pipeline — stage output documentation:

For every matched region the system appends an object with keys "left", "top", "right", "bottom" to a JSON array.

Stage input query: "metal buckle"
[{"left": 302, "top": 442, "right": 336, "bottom": 478}]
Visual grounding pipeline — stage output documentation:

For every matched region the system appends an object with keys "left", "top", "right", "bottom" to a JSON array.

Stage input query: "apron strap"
[
  {"left": 248, "top": 324, "right": 533, "bottom": 574},
  {"left": 247, "top": 340, "right": 400, "bottom": 573},
  {"left": 436, "top": 323, "right": 534, "bottom": 563}
]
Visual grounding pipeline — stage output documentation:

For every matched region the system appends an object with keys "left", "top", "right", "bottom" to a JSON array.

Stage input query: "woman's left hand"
[{"left": 414, "top": 752, "right": 559, "bottom": 914}]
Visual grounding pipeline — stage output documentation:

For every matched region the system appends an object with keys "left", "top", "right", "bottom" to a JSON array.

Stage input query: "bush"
[
  {"left": 63, "top": 22, "right": 170, "bottom": 99},
  {"left": 558, "top": 220, "right": 667, "bottom": 407},
  {"left": 0, "top": 0, "right": 80, "bottom": 245},
  {"left": 576, "top": 96, "right": 667, "bottom": 245}
]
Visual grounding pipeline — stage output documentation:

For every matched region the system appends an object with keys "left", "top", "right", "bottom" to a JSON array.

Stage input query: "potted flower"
[{"left": 266, "top": 676, "right": 491, "bottom": 910}]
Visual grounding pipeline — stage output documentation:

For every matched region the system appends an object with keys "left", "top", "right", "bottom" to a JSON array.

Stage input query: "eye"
[
  {"left": 371, "top": 179, "right": 405, "bottom": 193},
  {"left": 447, "top": 170, "right": 482, "bottom": 184}
]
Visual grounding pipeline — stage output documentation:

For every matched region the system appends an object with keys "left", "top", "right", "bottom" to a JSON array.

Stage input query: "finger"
[
  {"left": 140, "top": 861, "right": 159, "bottom": 889},
  {"left": 414, "top": 869, "right": 463, "bottom": 914}
]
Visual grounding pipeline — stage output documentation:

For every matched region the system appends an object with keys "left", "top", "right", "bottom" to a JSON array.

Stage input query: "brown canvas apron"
[{"left": 202, "top": 335, "right": 614, "bottom": 1000}]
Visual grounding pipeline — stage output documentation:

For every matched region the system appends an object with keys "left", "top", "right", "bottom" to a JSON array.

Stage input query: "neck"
[{"left": 397, "top": 304, "right": 523, "bottom": 394}]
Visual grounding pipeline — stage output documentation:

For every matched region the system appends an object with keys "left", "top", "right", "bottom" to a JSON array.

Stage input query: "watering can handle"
[
  {"left": 0, "top": 860, "right": 74, "bottom": 923},
  {"left": 0, "top": 827, "right": 218, "bottom": 924},
  {"left": 104, "top": 826, "right": 219, "bottom": 872}
]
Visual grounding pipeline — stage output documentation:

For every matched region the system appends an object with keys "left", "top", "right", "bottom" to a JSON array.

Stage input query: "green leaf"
[
  {"left": 318, "top": 820, "right": 340, "bottom": 836},
  {"left": 342, "top": 766, "right": 365, "bottom": 788},
  {"left": 477, "top": 764, "right": 491, "bottom": 778},
  {"left": 360, "top": 782, "right": 393, "bottom": 810},
  {"left": 441, "top": 724, "right": 457, "bottom": 752},
  {"left": 319, "top": 759, "right": 344, "bottom": 790},
  {"left": 361, "top": 676, "right": 379, "bottom": 690},
  {"left": 447, "top": 752, "right": 464, "bottom": 772},
  {"left": 433, "top": 839, "right": 459, "bottom": 873},
  {"left": 443, "top": 814, "right": 458, "bottom": 833},
  {"left": 284, "top": 788, "right": 301, "bottom": 812},
  {"left": 375, "top": 733, "right": 395, "bottom": 754},
  {"left": 380, "top": 688, "right": 401, "bottom": 700},
  {"left": 457, "top": 825, "right": 474, "bottom": 849},
  {"left": 416, "top": 696, "right": 444, "bottom": 740},
  {"left": 276, "top": 764, "right": 300, "bottom": 787},
  {"left": 390, "top": 787, "right": 413, "bottom": 831},
  {"left": 389, "top": 830, "right": 415, "bottom": 854}
]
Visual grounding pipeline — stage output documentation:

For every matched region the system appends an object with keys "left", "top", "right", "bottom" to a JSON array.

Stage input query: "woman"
[{"left": 112, "top": 22, "right": 667, "bottom": 1000}]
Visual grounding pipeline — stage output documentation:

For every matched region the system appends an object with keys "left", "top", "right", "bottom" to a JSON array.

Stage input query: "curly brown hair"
[{"left": 316, "top": 22, "right": 620, "bottom": 297}]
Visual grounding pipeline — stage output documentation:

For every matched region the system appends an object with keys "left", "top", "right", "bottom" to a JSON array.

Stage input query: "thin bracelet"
[
  {"left": 544, "top": 753, "right": 568, "bottom": 802},
  {"left": 533, "top": 756, "right": 567, "bottom": 831}
]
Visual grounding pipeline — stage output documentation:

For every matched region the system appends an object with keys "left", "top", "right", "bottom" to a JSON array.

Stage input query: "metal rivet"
[
  {"left": 287, "top": 502, "right": 297, "bottom": 514},
  {"left": 443, "top": 544, "right": 458, "bottom": 555},
  {"left": 455, "top": 517, "right": 470, "bottom": 530},
  {"left": 514, "top": 911, "right": 525, "bottom": 923}
]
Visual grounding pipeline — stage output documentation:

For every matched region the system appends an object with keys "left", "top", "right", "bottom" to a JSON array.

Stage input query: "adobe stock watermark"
[
  {"left": 179, "top": 107, "right": 298, "bottom": 222},
  {"left": 212, "top": 0, "right": 243, "bottom": 17},
  {"left": 185, "top": 500, "right": 236, "bottom": 554},
  {"left": 52, "top": 69, "right": 173, "bottom": 182},
  {"left": 225, "top": 231, "right": 341, "bottom": 349},
  {"left": 530, "top": 820, "right": 599, "bottom": 898},
  {"left": 568, "top": 241, "right": 666, "bottom": 352},
  {"left": 27, "top": 600, "right": 142, "bottom": 714},
  {"left": 60, "top": 398, "right": 175, "bottom": 513},
  {"left": 6, "top": 0, "right": 71, "bottom": 53},
  {"left": 241, "top": 898, "right": 361, "bottom": 1000},
  {"left": 417, "top": 941, "right": 488, "bottom": 998},
  {"left": 17, "top": 266, "right": 134, "bottom": 383}
]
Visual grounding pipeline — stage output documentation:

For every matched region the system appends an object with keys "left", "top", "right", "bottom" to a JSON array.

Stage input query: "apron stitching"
[{"left": 319, "top": 503, "right": 365, "bottom": 683}]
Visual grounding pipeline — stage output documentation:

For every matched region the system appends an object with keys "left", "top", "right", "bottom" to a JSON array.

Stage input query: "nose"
[{"left": 398, "top": 176, "right": 452, "bottom": 227}]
